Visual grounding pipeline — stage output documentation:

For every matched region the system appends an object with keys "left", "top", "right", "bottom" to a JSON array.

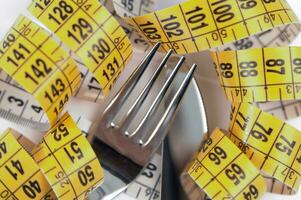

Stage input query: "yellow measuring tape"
[
  {"left": 185, "top": 128, "right": 267, "bottom": 199},
  {"left": 32, "top": 112, "right": 104, "bottom": 199},
  {"left": 0, "top": 0, "right": 133, "bottom": 130},
  {"left": 0, "top": 129, "right": 56, "bottom": 199},
  {"left": 0, "top": 15, "right": 81, "bottom": 129},
  {"left": 0, "top": 112, "right": 103, "bottom": 200},
  {"left": 229, "top": 103, "right": 301, "bottom": 192},
  {"left": 212, "top": 47, "right": 301, "bottom": 102},
  {"left": 181, "top": 103, "right": 301, "bottom": 199},
  {"left": 123, "top": 0, "right": 300, "bottom": 53},
  {"left": 28, "top": 0, "right": 133, "bottom": 95},
  {"left": 1, "top": 0, "right": 301, "bottom": 199},
  {"left": 107, "top": 0, "right": 301, "bottom": 199}
]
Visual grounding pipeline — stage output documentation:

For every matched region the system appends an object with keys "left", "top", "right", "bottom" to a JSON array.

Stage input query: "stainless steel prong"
[
  {"left": 115, "top": 49, "right": 173, "bottom": 132},
  {"left": 102, "top": 43, "right": 161, "bottom": 127},
  {"left": 139, "top": 64, "right": 197, "bottom": 147},
  {"left": 126, "top": 56, "right": 186, "bottom": 137}
]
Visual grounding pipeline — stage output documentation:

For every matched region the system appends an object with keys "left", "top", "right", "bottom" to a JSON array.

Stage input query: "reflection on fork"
[{"left": 88, "top": 43, "right": 197, "bottom": 199}]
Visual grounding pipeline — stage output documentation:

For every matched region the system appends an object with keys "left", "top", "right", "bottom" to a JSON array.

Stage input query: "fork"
[{"left": 87, "top": 43, "right": 197, "bottom": 199}]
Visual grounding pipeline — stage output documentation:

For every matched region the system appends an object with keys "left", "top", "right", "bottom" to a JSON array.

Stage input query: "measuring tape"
[
  {"left": 124, "top": 153, "right": 161, "bottom": 200},
  {"left": 0, "top": 15, "right": 81, "bottom": 130},
  {"left": 212, "top": 47, "right": 301, "bottom": 102},
  {"left": 119, "top": 0, "right": 301, "bottom": 53},
  {"left": 2, "top": 0, "right": 301, "bottom": 199},
  {"left": 183, "top": 128, "right": 267, "bottom": 200},
  {"left": 0, "top": 112, "right": 104, "bottom": 200},
  {"left": 28, "top": 0, "right": 133, "bottom": 95},
  {"left": 229, "top": 103, "right": 301, "bottom": 193},
  {"left": 0, "top": 0, "right": 135, "bottom": 130},
  {"left": 32, "top": 112, "right": 104, "bottom": 199},
  {"left": 181, "top": 102, "right": 301, "bottom": 199},
  {"left": 102, "top": 0, "right": 301, "bottom": 199},
  {"left": 0, "top": 129, "right": 57, "bottom": 199}
]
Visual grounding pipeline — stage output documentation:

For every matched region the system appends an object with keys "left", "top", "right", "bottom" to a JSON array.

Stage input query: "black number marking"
[
  {"left": 275, "top": 135, "right": 296, "bottom": 156},
  {"left": 67, "top": 18, "right": 93, "bottom": 44},
  {"left": 87, "top": 38, "right": 111, "bottom": 64},
  {"left": 220, "top": 63, "right": 233, "bottom": 78},
  {"left": 235, "top": 111, "right": 249, "bottom": 131},
  {"left": 250, "top": 122, "right": 273, "bottom": 142},
  {"left": 185, "top": 6, "right": 208, "bottom": 31},
  {"left": 239, "top": 61, "right": 258, "bottom": 77},
  {"left": 225, "top": 163, "right": 246, "bottom": 185},
  {"left": 34, "top": 0, "right": 51, "bottom": 10},
  {"left": 5, "top": 160, "right": 24, "bottom": 180},
  {"left": 140, "top": 21, "right": 162, "bottom": 40},
  {"left": 208, "top": 146, "right": 227, "bottom": 165},
  {"left": 238, "top": 0, "right": 257, "bottom": 9},
  {"left": 64, "top": 141, "right": 84, "bottom": 163},
  {"left": 266, "top": 59, "right": 285, "bottom": 74},
  {"left": 25, "top": 58, "right": 52, "bottom": 85},
  {"left": 141, "top": 163, "right": 157, "bottom": 178},
  {"left": 0, "top": 142, "right": 7, "bottom": 159},
  {"left": 211, "top": 0, "right": 235, "bottom": 23},
  {"left": 44, "top": 78, "right": 66, "bottom": 103},
  {"left": 243, "top": 184, "right": 259, "bottom": 200},
  {"left": 22, "top": 180, "right": 41, "bottom": 199},
  {"left": 161, "top": 15, "right": 184, "bottom": 38},
  {"left": 78, "top": 165, "right": 95, "bottom": 186},
  {"left": 48, "top": 1, "right": 74, "bottom": 25},
  {"left": 51, "top": 123, "right": 69, "bottom": 141}
]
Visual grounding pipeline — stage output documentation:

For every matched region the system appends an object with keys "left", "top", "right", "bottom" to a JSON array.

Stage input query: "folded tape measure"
[
  {"left": 0, "top": 112, "right": 103, "bottom": 200},
  {"left": 182, "top": 103, "right": 301, "bottom": 199},
  {"left": 1, "top": 0, "right": 301, "bottom": 199}
]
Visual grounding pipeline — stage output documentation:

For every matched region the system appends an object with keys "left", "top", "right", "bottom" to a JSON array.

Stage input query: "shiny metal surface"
[
  {"left": 163, "top": 72, "right": 208, "bottom": 200},
  {"left": 88, "top": 43, "right": 197, "bottom": 199}
]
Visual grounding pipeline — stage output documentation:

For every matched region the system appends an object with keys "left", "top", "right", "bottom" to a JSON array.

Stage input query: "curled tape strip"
[
  {"left": 0, "top": 0, "right": 133, "bottom": 130},
  {"left": 0, "top": 15, "right": 81, "bottom": 130},
  {"left": 28, "top": 0, "right": 133, "bottom": 95},
  {"left": 181, "top": 103, "right": 301, "bottom": 199},
  {"left": 1, "top": 0, "right": 301, "bottom": 199},
  {"left": 32, "top": 112, "right": 104, "bottom": 199},
  {"left": 121, "top": 0, "right": 301, "bottom": 53},
  {"left": 229, "top": 103, "right": 301, "bottom": 193},
  {"left": 0, "top": 129, "right": 56, "bottom": 199},
  {"left": 212, "top": 47, "right": 301, "bottom": 102},
  {"left": 182, "top": 128, "right": 267, "bottom": 200},
  {"left": 0, "top": 113, "right": 104, "bottom": 200}
]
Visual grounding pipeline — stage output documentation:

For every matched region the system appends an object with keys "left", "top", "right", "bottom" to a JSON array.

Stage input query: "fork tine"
[
  {"left": 101, "top": 43, "right": 161, "bottom": 125},
  {"left": 139, "top": 64, "right": 197, "bottom": 147},
  {"left": 125, "top": 56, "right": 186, "bottom": 137},
  {"left": 113, "top": 49, "right": 173, "bottom": 130}
]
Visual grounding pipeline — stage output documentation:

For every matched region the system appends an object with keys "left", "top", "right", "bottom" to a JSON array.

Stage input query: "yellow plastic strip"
[
  {"left": 211, "top": 47, "right": 301, "bottom": 102},
  {"left": 186, "top": 128, "right": 266, "bottom": 200},
  {"left": 0, "top": 0, "right": 301, "bottom": 199},
  {"left": 229, "top": 102, "right": 301, "bottom": 192},
  {"left": 0, "top": 129, "right": 57, "bottom": 200},
  {"left": 31, "top": 112, "right": 104, "bottom": 200},
  {"left": 124, "top": 0, "right": 300, "bottom": 53},
  {"left": 0, "top": 15, "right": 81, "bottom": 129},
  {"left": 28, "top": 0, "right": 133, "bottom": 95}
]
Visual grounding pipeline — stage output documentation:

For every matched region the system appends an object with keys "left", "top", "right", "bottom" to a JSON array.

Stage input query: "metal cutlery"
[{"left": 88, "top": 43, "right": 197, "bottom": 199}]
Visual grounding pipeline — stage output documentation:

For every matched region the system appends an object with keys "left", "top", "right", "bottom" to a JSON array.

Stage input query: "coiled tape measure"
[
  {"left": 0, "top": 113, "right": 103, "bottom": 200},
  {"left": 1, "top": 0, "right": 301, "bottom": 199},
  {"left": 0, "top": 15, "right": 81, "bottom": 130}
]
